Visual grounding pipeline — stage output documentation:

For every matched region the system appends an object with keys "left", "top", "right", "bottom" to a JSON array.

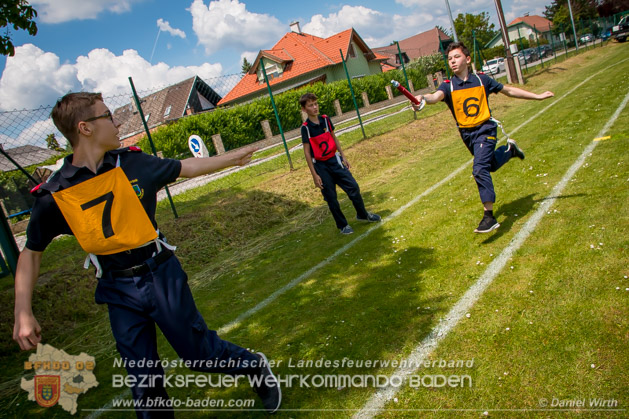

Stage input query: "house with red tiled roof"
[
  {"left": 113, "top": 76, "right": 221, "bottom": 147},
  {"left": 373, "top": 27, "right": 452, "bottom": 71},
  {"left": 218, "top": 23, "right": 387, "bottom": 107},
  {"left": 485, "top": 15, "right": 561, "bottom": 48}
]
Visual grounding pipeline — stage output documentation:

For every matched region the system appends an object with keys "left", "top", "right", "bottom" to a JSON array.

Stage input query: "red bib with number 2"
[{"left": 304, "top": 115, "right": 337, "bottom": 161}]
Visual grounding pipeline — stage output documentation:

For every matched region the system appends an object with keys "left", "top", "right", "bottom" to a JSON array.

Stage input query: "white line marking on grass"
[
  {"left": 353, "top": 90, "right": 629, "bottom": 419},
  {"left": 219, "top": 57, "right": 628, "bottom": 335},
  {"left": 87, "top": 58, "right": 629, "bottom": 418}
]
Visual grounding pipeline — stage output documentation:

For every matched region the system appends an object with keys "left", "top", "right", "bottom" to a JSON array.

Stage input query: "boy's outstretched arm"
[
  {"left": 413, "top": 90, "right": 445, "bottom": 110},
  {"left": 179, "top": 145, "right": 258, "bottom": 178},
  {"left": 13, "top": 249, "right": 43, "bottom": 351},
  {"left": 500, "top": 85, "right": 554, "bottom": 100}
]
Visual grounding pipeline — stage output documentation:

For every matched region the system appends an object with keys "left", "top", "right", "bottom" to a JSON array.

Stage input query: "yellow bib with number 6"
[
  {"left": 52, "top": 167, "right": 157, "bottom": 255},
  {"left": 451, "top": 84, "right": 491, "bottom": 129}
]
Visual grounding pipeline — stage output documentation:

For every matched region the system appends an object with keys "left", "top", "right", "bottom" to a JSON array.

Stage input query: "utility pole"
[
  {"left": 444, "top": 0, "right": 458, "bottom": 42},
  {"left": 493, "top": 0, "right": 515, "bottom": 83},
  {"left": 567, "top": 0, "right": 579, "bottom": 51}
]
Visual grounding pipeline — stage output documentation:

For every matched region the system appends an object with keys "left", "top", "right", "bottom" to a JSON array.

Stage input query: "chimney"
[{"left": 290, "top": 21, "right": 301, "bottom": 34}]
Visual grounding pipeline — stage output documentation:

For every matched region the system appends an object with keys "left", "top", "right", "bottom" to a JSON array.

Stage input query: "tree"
[
  {"left": 45, "top": 133, "right": 63, "bottom": 152},
  {"left": 544, "top": 0, "right": 598, "bottom": 34},
  {"left": 596, "top": 0, "right": 629, "bottom": 17},
  {"left": 1, "top": 0, "right": 38, "bottom": 57},
  {"left": 453, "top": 12, "right": 498, "bottom": 51},
  {"left": 241, "top": 57, "right": 252, "bottom": 74}
]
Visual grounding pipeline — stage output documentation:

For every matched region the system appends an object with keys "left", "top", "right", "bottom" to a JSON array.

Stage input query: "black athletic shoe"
[
  {"left": 357, "top": 212, "right": 381, "bottom": 222},
  {"left": 253, "top": 352, "right": 281, "bottom": 413},
  {"left": 507, "top": 139, "right": 525, "bottom": 160},
  {"left": 474, "top": 215, "right": 500, "bottom": 233}
]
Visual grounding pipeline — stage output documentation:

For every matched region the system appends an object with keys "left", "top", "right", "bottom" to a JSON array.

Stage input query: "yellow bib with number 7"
[{"left": 52, "top": 167, "right": 157, "bottom": 255}]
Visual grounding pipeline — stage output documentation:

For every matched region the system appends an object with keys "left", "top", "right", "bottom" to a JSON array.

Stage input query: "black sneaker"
[
  {"left": 340, "top": 225, "right": 354, "bottom": 235},
  {"left": 252, "top": 352, "right": 281, "bottom": 413},
  {"left": 507, "top": 139, "right": 525, "bottom": 160},
  {"left": 474, "top": 216, "right": 500, "bottom": 233},
  {"left": 357, "top": 212, "right": 381, "bottom": 222}
]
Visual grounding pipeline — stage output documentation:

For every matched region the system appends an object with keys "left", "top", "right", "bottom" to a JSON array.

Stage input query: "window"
[
  {"left": 144, "top": 113, "right": 150, "bottom": 123},
  {"left": 163, "top": 105, "right": 171, "bottom": 118}
]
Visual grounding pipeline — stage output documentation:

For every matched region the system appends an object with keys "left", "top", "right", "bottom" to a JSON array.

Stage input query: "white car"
[{"left": 482, "top": 58, "right": 505, "bottom": 74}]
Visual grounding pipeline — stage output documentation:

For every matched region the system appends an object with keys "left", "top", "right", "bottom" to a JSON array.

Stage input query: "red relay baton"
[{"left": 391, "top": 80, "right": 425, "bottom": 111}]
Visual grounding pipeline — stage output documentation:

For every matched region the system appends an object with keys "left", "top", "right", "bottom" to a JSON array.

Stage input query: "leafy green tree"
[
  {"left": 45, "top": 133, "right": 63, "bottom": 152},
  {"left": 596, "top": 0, "right": 629, "bottom": 17},
  {"left": 453, "top": 12, "right": 498, "bottom": 51},
  {"left": 544, "top": 0, "right": 598, "bottom": 34},
  {"left": 241, "top": 57, "right": 252, "bottom": 74},
  {"left": 1, "top": 0, "right": 38, "bottom": 56}
]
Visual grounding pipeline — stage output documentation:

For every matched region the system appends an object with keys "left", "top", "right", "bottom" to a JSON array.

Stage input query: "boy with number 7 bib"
[
  {"left": 13, "top": 92, "right": 281, "bottom": 417},
  {"left": 300, "top": 93, "right": 380, "bottom": 235},
  {"left": 410, "top": 42, "right": 554, "bottom": 233}
]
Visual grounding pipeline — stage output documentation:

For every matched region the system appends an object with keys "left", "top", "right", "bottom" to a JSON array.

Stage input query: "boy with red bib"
[
  {"left": 300, "top": 93, "right": 380, "bottom": 234},
  {"left": 410, "top": 42, "right": 554, "bottom": 233}
]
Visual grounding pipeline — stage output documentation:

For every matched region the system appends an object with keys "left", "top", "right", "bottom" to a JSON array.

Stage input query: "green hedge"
[{"left": 139, "top": 55, "right": 446, "bottom": 159}]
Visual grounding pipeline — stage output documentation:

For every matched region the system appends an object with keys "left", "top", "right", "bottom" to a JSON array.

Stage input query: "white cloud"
[
  {"left": 157, "top": 18, "right": 186, "bottom": 39},
  {"left": 31, "top": 0, "right": 144, "bottom": 24},
  {"left": 0, "top": 44, "right": 223, "bottom": 110},
  {"left": 0, "top": 44, "right": 79, "bottom": 111},
  {"left": 240, "top": 51, "right": 258, "bottom": 65},
  {"left": 189, "top": 0, "right": 285, "bottom": 56},
  {"left": 301, "top": 6, "right": 442, "bottom": 49}
]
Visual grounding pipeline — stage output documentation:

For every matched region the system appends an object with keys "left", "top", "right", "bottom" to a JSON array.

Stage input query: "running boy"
[
  {"left": 411, "top": 42, "right": 554, "bottom": 233},
  {"left": 13, "top": 92, "right": 281, "bottom": 417},
  {"left": 300, "top": 93, "right": 380, "bottom": 234}
]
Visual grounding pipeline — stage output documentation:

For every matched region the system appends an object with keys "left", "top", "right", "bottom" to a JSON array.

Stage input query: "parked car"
[
  {"left": 536, "top": 45, "right": 553, "bottom": 58},
  {"left": 579, "top": 33, "right": 594, "bottom": 44},
  {"left": 521, "top": 48, "right": 538, "bottom": 63},
  {"left": 600, "top": 27, "right": 613, "bottom": 41},
  {"left": 611, "top": 15, "right": 628, "bottom": 42},
  {"left": 481, "top": 57, "right": 505, "bottom": 74}
]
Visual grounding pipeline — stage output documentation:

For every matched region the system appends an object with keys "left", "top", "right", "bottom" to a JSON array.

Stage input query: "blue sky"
[{"left": 0, "top": 0, "right": 550, "bottom": 112}]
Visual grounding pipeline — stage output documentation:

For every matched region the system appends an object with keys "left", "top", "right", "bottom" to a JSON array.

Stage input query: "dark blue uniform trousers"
[
  {"left": 314, "top": 157, "right": 369, "bottom": 229},
  {"left": 95, "top": 255, "right": 259, "bottom": 418},
  {"left": 459, "top": 121, "right": 512, "bottom": 203}
]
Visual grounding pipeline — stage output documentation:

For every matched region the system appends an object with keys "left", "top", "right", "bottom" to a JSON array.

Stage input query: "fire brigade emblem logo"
[{"left": 34, "top": 375, "right": 60, "bottom": 408}]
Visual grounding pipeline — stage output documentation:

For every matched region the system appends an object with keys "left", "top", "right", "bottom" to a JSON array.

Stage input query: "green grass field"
[{"left": 1, "top": 42, "right": 627, "bottom": 418}]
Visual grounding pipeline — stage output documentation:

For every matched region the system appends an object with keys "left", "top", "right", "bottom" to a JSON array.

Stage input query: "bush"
[{"left": 140, "top": 63, "right": 437, "bottom": 159}]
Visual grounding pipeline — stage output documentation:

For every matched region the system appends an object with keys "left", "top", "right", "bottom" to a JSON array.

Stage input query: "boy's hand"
[
  {"left": 537, "top": 91, "right": 554, "bottom": 100},
  {"left": 313, "top": 174, "right": 324, "bottom": 189},
  {"left": 14, "top": 312, "right": 41, "bottom": 351},
  {"left": 342, "top": 158, "right": 351, "bottom": 169},
  {"left": 233, "top": 145, "right": 259, "bottom": 166},
  {"left": 412, "top": 95, "right": 425, "bottom": 111}
]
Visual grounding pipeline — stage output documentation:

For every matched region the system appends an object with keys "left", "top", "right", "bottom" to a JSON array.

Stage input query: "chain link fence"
[
  {"left": 2, "top": 12, "right": 624, "bottom": 244},
  {"left": 0, "top": 52, "right": 442, "bottom": 241}
]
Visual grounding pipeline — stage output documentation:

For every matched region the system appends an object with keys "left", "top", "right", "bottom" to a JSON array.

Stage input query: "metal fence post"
[
  {"left": 339, "top": 49, "right": 366, "bottom": 139},
  {"left": 0, "top": 203, "right": 19, "bottom": 275},
  {"left": 129, "top": 77, "right": 178, "bottom": 219},
  {"left": 396, "top": 41, "right": 417, "bottom": 119},
  {"left": 260, "top": 57, "right": 293, "bottom": 170}
]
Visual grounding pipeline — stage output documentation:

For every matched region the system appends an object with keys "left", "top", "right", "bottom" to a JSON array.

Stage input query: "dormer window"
[{"left": 257, "top": 60, "right": 283, "bottom": 83}]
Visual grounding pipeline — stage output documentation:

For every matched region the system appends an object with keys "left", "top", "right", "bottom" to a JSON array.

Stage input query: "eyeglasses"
[{"left": 84, "top": 110, "right": 114, "bottom": 123}]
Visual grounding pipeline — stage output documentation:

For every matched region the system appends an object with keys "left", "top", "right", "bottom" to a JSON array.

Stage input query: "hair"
[
  {"left": 299, "top": 92, "right": 318, "bottom": 108},
  {"left": 50, "top": 92, "right": 103, "bottom": 147},
  {"left": 445, "top": 42, "right": 470, "bottom": 57}
]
